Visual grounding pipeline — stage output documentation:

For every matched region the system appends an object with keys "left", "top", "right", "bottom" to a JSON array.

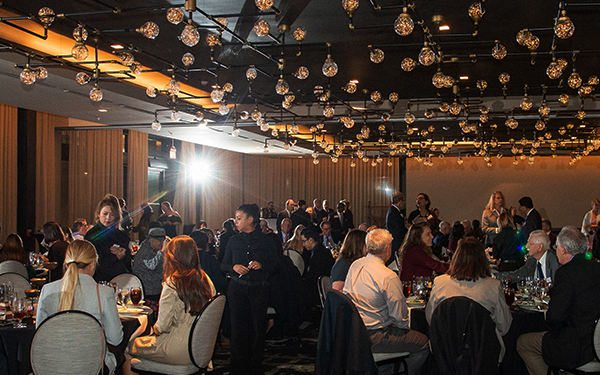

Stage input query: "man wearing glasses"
[{"left": 301, "top": 226, "right": 334, "bottom": 307}]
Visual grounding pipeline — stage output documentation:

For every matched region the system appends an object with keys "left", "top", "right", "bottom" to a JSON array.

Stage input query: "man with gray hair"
[
  {"left": 499, "top": 230, "right": 560, "bottom": 282},
  {"left": 517, "top": 226, "right": 600, "bottom": 374},
  {"left": 344, "top": 229, "right": 429, "bottom": 375}
]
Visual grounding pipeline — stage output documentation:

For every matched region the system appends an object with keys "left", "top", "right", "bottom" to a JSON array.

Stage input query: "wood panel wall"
[{"left": 0, "top": 104, "right": 17, "bottom": 243}]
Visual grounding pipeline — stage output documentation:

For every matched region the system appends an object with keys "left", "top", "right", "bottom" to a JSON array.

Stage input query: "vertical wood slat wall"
[
  {"left": 0, "top": 104, "right": 18, "bottom": 243},
  {"left": 68, "top": 129, "right": 124, "bottom": 225},
  {"left": 199, "top": 146, "right": 400, "bottom": 231},
  {"left": 127, "top": 130, "right": 149, "bottom": 236}
]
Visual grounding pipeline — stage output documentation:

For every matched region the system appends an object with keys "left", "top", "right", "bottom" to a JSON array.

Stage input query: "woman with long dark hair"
[
  {"left": 407, "top": 193, "right": 441, "bottom": 236},
  {"left": 126, "top": 236, "right": 215, "bottom": 370},
  {"left": 0, "top": 233, "right": 36, "bottom": 279},
  {"left": 85, "top": 194, "right": 131, "bottom": 282},
  {"left": 43, "top": 221, "right": 69, "bottom": 282},
  {"left": 221, "top": 203, "right": 278, "bottom": 375},
  {"left": 426, "top": 237, "right": 512, "bottom": 359},
  {"left": 330, "top": 229, "right": 367, "bottom": 292},
  {"left": 399, "top": 222, "right": 449, "bottom": 282}
]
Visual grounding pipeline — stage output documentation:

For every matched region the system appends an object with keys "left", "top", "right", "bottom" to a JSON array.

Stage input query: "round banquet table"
[
  {"left": 409, "top": 306, "right": 548, "bottom": 375},
  {"left": 0, "top": 315, "right": 148, "bottom": 375}
]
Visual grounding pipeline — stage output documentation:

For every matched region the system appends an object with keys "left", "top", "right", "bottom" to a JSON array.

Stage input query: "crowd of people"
[{"left": 1, "top": 190, "right": 600, "bottom": 375}]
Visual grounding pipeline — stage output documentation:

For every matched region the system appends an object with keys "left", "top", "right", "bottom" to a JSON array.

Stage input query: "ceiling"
[{"left": 0, "top": 0, "right": 599, "bottom": 163}]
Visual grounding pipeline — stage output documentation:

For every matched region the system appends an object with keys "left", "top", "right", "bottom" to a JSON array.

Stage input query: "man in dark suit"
[
  {"left": 542, "top": 219, "right": 557, "bottom": 248},
  {"left": 328, "top": 201, "right": 349, "bottom": 244},
  {"left": 278, "top": 218, "right": 293, "bottom": 245},
  {"left": 276, "top": 199, "right": 295, "bottom": 234},
  {"left": 519, "top": 196, "right": 542, "bottom": 244},
  {"left": 313, "top": 198, "right": 328, "bottom": 224},
  {"left": 517, "top": 226, "right": 600, "bottom": 373},
  {"left": 301, "top": 226, "right": 335, "bottom": 307},
  {"left": 499, "top": 230, "right": 560, "bottom": 282},
  {"left": 386, "top": 191, "right": 407, "bottom": 254},
  {"left": 291, "top": 199, "right": 313, "bottom": 229}
]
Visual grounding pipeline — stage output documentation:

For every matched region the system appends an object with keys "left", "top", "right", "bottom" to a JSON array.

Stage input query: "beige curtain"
[
  {"left": 196, "top": 146, "right": 399, "bottom": 231},
  {"left": 68, "top": 129, "right": 124, "bottom": 225},
  {"left": 173, "top": 141, "right": 198, "bottom": 233},
  {"left": 35, "top": 113, "right": 68, "bottom": 226},
  {"left": 0, "top": 104, "right": 18, "bottom": 243},
  {"left": 127, "top": 130, "right": 149, "bottom": 237}
]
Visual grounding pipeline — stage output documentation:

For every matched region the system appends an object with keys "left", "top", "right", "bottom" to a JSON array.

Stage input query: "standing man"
[
  {"left": 519, "top": 196, "right": 542, "bottom": 244},
  {"left": 301, "top": 226, "right": 335, "bottom": 307},
  {"left": 291, "top": 199, "right": 313, "bottom": 229},
  {"left": 313, "top": 198, "right": 328, "bottom": 224},
  {"left": 517, "top": 227, "right": 600, "bottom": 374},
  {"left": 276, "top": 199, "right": 296, "bottom": 234},
  {"left": 260, "top": 201, "right": 277, "bottom": 219},
  {"left": 344, "top": 229, "right": 429, "bottom": 375},
  {"left": 328, "top": 201, "right": 349, "bottom": 244},
  {"left": 386, "top": 191, "right": 407, "bottom": 255}
]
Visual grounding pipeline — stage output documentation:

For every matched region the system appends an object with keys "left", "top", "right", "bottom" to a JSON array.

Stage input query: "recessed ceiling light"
[
  {"left": 580, "top": 124, "right": 586, "bottom": 128},
  {"left": 349, "top": 79, "right": 359, "bottom": 83},
  {"left": 439, "top": 25, "right": 450, "bottom": 31},
  {"left": 459, "top": 76, "right": 469, "bottom": 80},
  {"left": 111, "top": 44, "right": 124, "bottom": 50},
  {"left": 98, "top": 108, "right": 108, "bottom": 112}
]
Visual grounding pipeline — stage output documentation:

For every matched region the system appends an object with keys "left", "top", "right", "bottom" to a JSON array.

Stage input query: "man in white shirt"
[{"left": 344, "top": 229, "right": 429, "bottom": 375}]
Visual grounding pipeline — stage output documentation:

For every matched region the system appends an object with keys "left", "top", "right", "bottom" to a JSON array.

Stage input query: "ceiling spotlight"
[
  {"left": 110, "top": 44, "right": 124, "bottom": 50},
  {"left": 439, "top": 25, "right": 450, "bottom": 31}
]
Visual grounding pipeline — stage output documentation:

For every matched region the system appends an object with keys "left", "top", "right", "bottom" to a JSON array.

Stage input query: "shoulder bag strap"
[{"left": 96, "top": 284, "right": 106, "bottom": 375}]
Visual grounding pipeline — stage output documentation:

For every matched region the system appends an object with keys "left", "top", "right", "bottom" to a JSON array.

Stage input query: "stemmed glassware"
[{"left": 12, "top": 296, "right": 27, "bottom": 328}]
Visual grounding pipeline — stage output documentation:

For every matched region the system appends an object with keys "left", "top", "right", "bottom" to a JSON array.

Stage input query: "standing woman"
[
  {"left": 37, "top": 240, "right": 124, "bottom": 373},
  {"left": 407, "top": 193, "right": 441, "bottom": 236},
  {"left": 399, "top": 223, "right": 449, "bottom": 282},
  {"left": 482, "top": 191, "right": 507, "bottom": 246},
  {"left": 221, "top": 204, "right": 278, "bottom": 375},
  {"left": 125, "top": 237, "right": 215, "bottom": 371},
  {"left": 158, "top": 202, "right": 182, "bottom": 238},
  {"left": 85, "top": 194, "right": 131, "bottom": 282}
]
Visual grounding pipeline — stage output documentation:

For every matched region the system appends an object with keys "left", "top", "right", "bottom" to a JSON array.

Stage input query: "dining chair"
[
  {"left": 315, "top": 290, "right": 409, "bottom": 375},
  {"left": 130, "top": 294, "right": 226, "bottom": 375},
  {"left": 110, "top": 273, "right": 145, "bottom": 298},
  {"left": 0, "top": 260, "right": 28, "bottom": 279},
  {"left": 547, "top": 318, "right": 600, "bottom": 374},
  {"left": 30, "top": 310, "right": 105, "bottom": 375},
  {"left": 318, "top": 276, "right": 332, "bottom": 308},
  {"left": 0, "top": 273, "right": 31, "bottom": 299},
  {"left": 429, "top": 296, "right": 501, "bottom": 375},
  {"left": 285, "top": 249, "right": 305, "bottom": 276}
]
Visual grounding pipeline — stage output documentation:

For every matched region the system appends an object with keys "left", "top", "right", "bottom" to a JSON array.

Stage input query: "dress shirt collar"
[
  {"left": 493, "top": 207, "right": 505, "bottom": 216},
  {"left": 538, "top": 251, "right": 548, "bottom": 279},
  {"left": 526, "top": 208, "right": 534, "bottom": 219}
]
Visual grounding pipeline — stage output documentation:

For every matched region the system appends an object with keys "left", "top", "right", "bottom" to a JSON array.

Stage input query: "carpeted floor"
[{"left": 211, "top": 330, "right": 318, "bottom": 375}]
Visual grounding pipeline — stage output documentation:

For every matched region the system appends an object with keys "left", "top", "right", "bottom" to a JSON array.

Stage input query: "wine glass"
[
  {"left": 504, "top": 287, "right": 515, "bottom": 307},
  {"left": 130, "top": 288, "right": 142, "bottom": 307},
  {"left": 12, "top": 296, "right": 27, "bottom": 328},
  {"left": 118, "top": 288, "right": 129, "bottom": 306}
]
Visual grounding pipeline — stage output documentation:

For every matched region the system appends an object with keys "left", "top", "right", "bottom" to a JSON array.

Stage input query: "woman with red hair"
[{"left": 125, "top": 236, "right": 215, "bottom": 372}]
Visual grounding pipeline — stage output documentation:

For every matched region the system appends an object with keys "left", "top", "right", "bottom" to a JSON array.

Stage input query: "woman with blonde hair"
[
  {"left": 36, "top": 240, "right": 123, "bottom": 372},
  {"left": 482, "top": 191, "right": 507, "bottom": 245},
  {"left": 492, "top": 212, "right": 524, "bottom": 271},
  {"left": 125, "top": 236, "right": 215, "bottom": 371},
  {"left": 284, "top": 224, "right": 307, "bottom": 263}
]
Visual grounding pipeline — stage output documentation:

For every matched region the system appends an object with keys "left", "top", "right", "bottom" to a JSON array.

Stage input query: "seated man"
[
  {"left": 344, "top": 229, "right": 429, "bottom": 375},
  {"left": 498, "top": 230, "right": 560, "bottom": 282},
  {"left": 517, "top": 226, "right": 600, "bottom": 374},
  {"left": 432, "top": 221, "right": 450, "bottom": 259},
  {"left": 132, "top": 227, "right": 165, "bottom": 306},
  {"left": 301, "top": 226, "right": 334, "bottom": 307}
]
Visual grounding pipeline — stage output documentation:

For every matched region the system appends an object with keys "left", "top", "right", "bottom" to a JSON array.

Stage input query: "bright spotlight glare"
[{"left": 186, "top": 158, "right": 214, "bottom": 183}]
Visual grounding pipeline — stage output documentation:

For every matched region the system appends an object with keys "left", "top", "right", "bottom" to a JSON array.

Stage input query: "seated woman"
[
  {"left": 284, "top": 224, "right": 307, "bottom": 268},
  {"left": 426, "top": 237, "right": 512, "bottom": 360},
  {"left": 448, "top": 221, "right": 465, "bottom": 255},
  {"left": 125, "top": 236, "right": 215, "bottom": 372},
  {"left": 85, "top": 194, "right": 131, "bottom": 282},
  {"left": 36, "top": 240, "right": 124, "bottom": 372},
  {"left": 493, "top": 212, "right": 525, "bottom": 272},
  {"left": 0, "top": 233, "right": 36, "bottom": 280},
  {"left": 43, "top": 221, "right": 69, "bottom": 282},
  {"left": 330, "top": 229, "right": 367, "bottom": 292},
  {"left": 399, "top": 223, "right": 449, "bottom": 282}
]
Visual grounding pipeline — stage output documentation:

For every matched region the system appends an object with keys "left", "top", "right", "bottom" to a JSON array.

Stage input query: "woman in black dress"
[
  {"left": 221, "top": 204, "right": 278, "bottom": 375},
  {"left": 158, "top": 201, "right": 182, "bottom": 238},
  {"left": 85, "top": 194, "right": 131, "bottom": 282}
]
